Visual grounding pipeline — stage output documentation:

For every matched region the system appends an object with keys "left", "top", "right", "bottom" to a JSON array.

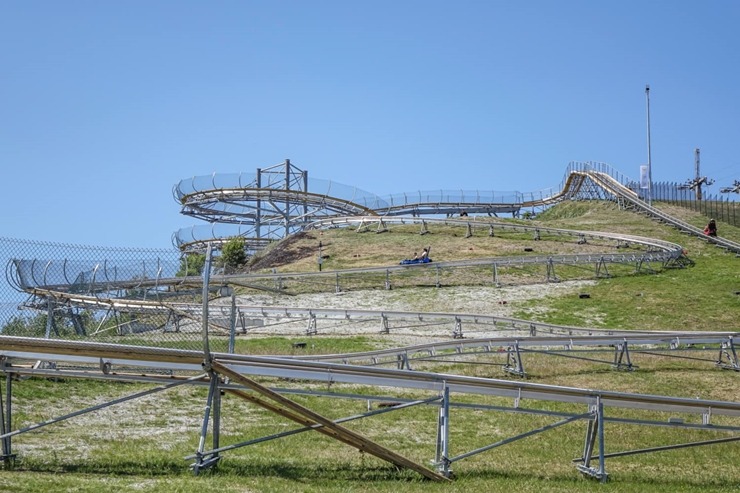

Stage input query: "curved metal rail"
[
  {"left": 2, "top": 335, "right": 739, "bottom": 482},
  {"left": 10, "top": 287, "right": 739, "bottom": 374},
  {"left": 173, "top": 160, "right": 740, "bottom": 254},
  {"left": 2, "top": 336, "right": 739, "bottom": 417},
  {"left": 9, "top": 217, "right": 687, "bottom": 297}
]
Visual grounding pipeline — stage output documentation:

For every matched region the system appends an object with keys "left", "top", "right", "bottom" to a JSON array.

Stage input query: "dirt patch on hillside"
[{"left": 249, "top": 231, "right": 318, "bottom": 271}]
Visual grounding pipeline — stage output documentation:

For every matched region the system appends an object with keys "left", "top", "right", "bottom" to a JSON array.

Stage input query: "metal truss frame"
[
  {"left": 2, "top": 341, "right": 739, "bottom": 483},
  {"left": 171, "top": 161, "right": 740, "bottom": 255}
]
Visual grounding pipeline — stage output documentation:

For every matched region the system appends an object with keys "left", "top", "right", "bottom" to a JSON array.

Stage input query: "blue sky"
[{"left": 2, "top": 1, "right": 739, "bottom": 249}]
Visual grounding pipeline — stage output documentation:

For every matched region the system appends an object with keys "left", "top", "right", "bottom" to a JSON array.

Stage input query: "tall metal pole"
[
  {"left": 645, "top": 85, "right": 653, "bottom": 206},
  {"left": 255, "top": 168, "right": 262, "bottom": 240},
  {"left": 201, "top": 244, "right": 213, "bottom": 364},
  {"left": 285, "top": 159, "right": 291, "bottom": 238}
]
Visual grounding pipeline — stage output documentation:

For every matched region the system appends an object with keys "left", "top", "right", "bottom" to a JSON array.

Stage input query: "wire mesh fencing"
[
  {"left": 652, "top": 181, "right": 739, "bottom": 227},
  {"left": 0, "top": 236, "right": 228, "bottom": 353}
]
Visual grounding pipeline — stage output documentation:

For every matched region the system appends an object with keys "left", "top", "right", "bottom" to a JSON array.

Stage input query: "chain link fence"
[
  {"left": 652, "top": 181, "right": 739, "bottom": 227},
  {"left": 0, "top": 237, "right": 231, "bottom": 353}
]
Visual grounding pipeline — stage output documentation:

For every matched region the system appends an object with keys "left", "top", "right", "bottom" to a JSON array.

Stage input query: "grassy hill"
[
  {"left": 1, "top": 201, "right": 738, "bottom": 493},
  {"left": 245, "top": 201, "right": 739, "bottom": 331}
]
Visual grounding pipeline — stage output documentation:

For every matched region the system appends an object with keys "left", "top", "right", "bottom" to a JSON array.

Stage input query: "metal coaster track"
[
  {"left": 8, "top": 219, "right": 688, "bottom": 297},
  {"left": 2, "top": 336, "right": 739, "bottom": 481},
  {"left": 173, "top": 160, "right": 740, "bottom": 255},
  {"left": 2, "top": 160, "right": 738, "bottom": 482}
]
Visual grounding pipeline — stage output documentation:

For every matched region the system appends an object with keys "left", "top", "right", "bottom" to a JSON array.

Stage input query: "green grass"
[
  {"left": 1, "top": 201, "right": 739, "bottom": 492},
  {"left": 514, "top": 202, "right": 740, "bottom": 331},
  {"left": 2, "top": 372, "right": 739, "bottom": 492}
]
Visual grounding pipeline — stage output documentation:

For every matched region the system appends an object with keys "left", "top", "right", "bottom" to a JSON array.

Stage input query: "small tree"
[
  {"left": 176, "top": 252, "right": 206, "bottom": 277},
  {"left": 221, "top": 237, "right": 247, "bottom": 272}
]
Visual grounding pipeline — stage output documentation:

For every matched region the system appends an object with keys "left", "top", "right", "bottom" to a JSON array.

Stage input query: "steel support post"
[
  {"left": 546, "top": 258, "right": 559, "bottom": 282},
  {"left": 577, "top": 399, "right": 608, "bottom": 482},
  {"left": 489, "top": 224, "right": 495, "bottom": 237},
  {"left": 0, "top": 371, "right": 15, "bottom": 464},
  {"left": 613, "top": 340, "right": 634, "bottom": 371},
  {"left": 420, "top": 220, "right": 429, "bottom": 235},
  {"left": 284, "top": 159, "right": 291, "bottom": 238},
  {"left": 492, "top": 262, "right": 500, "bottom": 287},
  {"left": 306, "top": 313, "right": 317, "bottom": 336},
  {"left": 452, "top": 318, "right": 463, "bottom": 339},
  {"left": 212, "top": 378, "right": 222, "bottom": 461},
  {"left": 595, "top": 257, "right": 609, "bottom": 278},
  {"left": 465, "top": 223, "right": 473, "bottom": 238},
  {"left": 504, "top": 341, "right": 526, "bottom": 377},
  {"left": 201, "top": 244, "right": 214, "bottom": 363},
  {"left": 579, "top": 407, "right": 597, "bottom": 472},
  {"left": 596, "top": 399, "right": 607, "bottom": 482},
  {"left": 435, "top": 385, "right": 452, "bottom": 477},
  {"left": 717, "top": 337, "right": 739, "bottom": 370},
  {"left": 228, "top": 291, "right": 237, "bottom": 354},
  {"left": 255, "top": 168, "right": 262, "bottom": 240},
  {"left": 192, "top": 371, "right": 221, "bottom": 474},
  {"left": 380, "top": 314, "right": 389, "bottom": 334},
  {"left": 302, "top": 170, "right": 309, "bottom": 223},
  {"left": 45, "top": 298, "right": 55, "bottom": 338},
  {"left": 335, "top": 273, "right": 341, "bottom": 294},
  {"left": 385, "top": 269, "right": 391, "bottom": 290},
  {"left": 436, "top": 265, "right": 441, "bottom": 288}
]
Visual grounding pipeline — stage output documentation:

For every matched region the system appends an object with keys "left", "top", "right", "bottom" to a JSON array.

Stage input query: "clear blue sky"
[{"left": 2, "top": 1, "right": 739, "bottom": 249}]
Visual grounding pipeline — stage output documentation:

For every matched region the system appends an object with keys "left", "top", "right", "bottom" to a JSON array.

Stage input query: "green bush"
[{"left": 221, "top": 237, "right": 247, "bottom": 272}]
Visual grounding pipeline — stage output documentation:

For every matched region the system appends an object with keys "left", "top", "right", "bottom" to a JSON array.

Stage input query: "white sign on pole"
[{"left": 640, "top": 165, "right": 649, "bottom": 189}]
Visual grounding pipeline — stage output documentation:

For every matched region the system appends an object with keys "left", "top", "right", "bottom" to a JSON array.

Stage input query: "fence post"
[{"left": 727, "top": 198, "right": 737, "bottom": 226}]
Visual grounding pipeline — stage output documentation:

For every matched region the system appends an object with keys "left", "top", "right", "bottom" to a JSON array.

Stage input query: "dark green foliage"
[
  {"left": 221, "top": 237, "right": 247, "bottom": 272},
  {"left": 176, "top": 252, "right": 206, "bottom": 277},
  {"left": 1, "top": 309, "right": 96, "bottom": 338},
  {"left": 1, "top": 313, "right": 48, "bottom": 337}
]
